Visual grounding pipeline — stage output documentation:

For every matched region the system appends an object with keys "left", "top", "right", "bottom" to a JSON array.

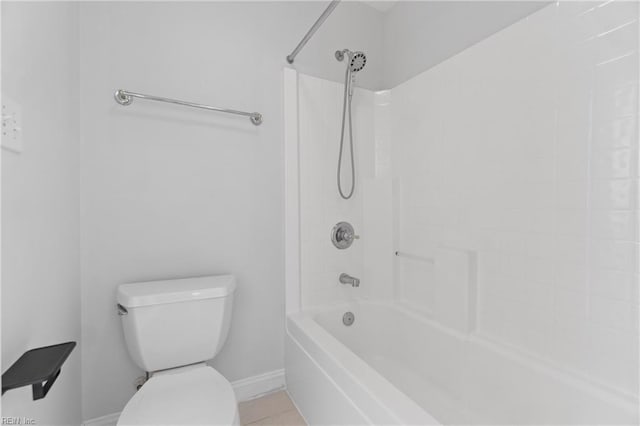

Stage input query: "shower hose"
[{"left": 337, "top": 68, "right": 356, "bottom": 200}]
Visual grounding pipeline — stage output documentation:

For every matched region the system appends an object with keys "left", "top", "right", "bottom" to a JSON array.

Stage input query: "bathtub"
[{"left": 285, "top": 301, "right": 638, "bottom": 425}]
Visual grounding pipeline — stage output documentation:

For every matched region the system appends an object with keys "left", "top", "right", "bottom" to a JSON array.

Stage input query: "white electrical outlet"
[{"left": 2, "top": 97, "right": 23, "bottom": 154}]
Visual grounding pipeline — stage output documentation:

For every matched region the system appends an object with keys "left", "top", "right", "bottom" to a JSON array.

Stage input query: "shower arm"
[{"left": 286, "top": 0, "right": 341, "bottom": 64}]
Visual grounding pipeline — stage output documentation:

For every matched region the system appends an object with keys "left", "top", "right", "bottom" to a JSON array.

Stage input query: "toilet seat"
[{"left": 117, "top": 364, "right": 239, "bottom": 426}]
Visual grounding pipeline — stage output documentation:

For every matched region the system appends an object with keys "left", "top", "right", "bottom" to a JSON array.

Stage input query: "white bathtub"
[{"left": 285, "top": 301, "right": 638, "bottom": 425}]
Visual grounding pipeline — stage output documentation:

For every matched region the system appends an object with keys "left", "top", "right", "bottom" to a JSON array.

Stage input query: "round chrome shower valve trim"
[{"left": 331, "top": 221, "right": 359, "bottom": 249}]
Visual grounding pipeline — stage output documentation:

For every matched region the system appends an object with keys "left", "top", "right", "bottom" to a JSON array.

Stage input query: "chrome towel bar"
[{"left": 113, "top": 89, "right": 263, "bottom": 125}]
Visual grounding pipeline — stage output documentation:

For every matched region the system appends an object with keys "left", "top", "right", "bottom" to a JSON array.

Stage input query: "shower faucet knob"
[
  {"left": 331, "top": 222, "right": 359, "bottom": 249},
  {"left": 341, "top": 229, "right": 359, "bottom": 242}
]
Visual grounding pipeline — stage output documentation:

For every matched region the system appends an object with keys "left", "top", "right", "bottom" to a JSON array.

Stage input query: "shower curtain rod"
[
  {"left": 113, "top": 89, "right": 263, "bottom": 125},
  {"left": 286, "top": 0, "right": 341, "bottom": 64}
]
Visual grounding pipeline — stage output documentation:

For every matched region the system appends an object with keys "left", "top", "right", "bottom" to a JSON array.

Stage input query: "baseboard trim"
[
  {"left": 82, "top": 368, "right": 286, "bottom": 425},
  {"left": 232, "top": 368, "right": 286, "bottom": 402}
]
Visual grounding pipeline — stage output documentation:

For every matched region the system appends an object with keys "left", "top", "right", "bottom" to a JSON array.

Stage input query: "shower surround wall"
[
  {"left": 294, "top": 1, "right": 638, "bottom": 421},
  {"left": 298, "top": 74, "right": 393, "bottom": 307},
  {"left": 392, "top": 1, "right": 639, "bottom": 398}
]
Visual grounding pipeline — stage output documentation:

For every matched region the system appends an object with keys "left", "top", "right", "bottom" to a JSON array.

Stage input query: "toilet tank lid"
[{"left": 117, "top": 275, "right": 236, "bottom": 308}]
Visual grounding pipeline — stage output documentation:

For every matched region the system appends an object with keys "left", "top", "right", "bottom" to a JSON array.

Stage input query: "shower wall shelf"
[
  {"left": 394, "top": 251, "right": 434, "bottom": 263},
  {"left": 113, "top": 89, "right": 263, "bottom": 125},
  {"left": 2, "top": 341, "right": 76, "bottom": 400}
]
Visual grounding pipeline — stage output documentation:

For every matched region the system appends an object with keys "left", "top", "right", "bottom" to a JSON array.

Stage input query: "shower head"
[
  {"left": 335, "top": 49, "right": 367, "bottom": 73},
  {"left": 349, "top": 52, "right": 366, "bottom": 72}
]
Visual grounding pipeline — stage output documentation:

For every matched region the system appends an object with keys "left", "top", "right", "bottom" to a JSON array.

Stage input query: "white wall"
[
  {"left": 77, "top": 1, "right": 384, "bottom": 420},
  {"left": 1, "top": 2, "right": 81, "bottom": 425},
  {"left": 392, "top": 0, "right": 638, "bottom": 398},
  {"left": 382, "top": 1, "right": 548, "bottom": 87}
]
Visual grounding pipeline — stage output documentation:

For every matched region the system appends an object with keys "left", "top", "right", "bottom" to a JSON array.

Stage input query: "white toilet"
[{"left": 116, "top": 275, "right": 239, "bottom": 425}]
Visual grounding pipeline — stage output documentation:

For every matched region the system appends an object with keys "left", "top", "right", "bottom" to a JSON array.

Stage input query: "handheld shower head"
[
  {"left": 336, "top": 48, "right": 367, "bottom": 99},
  {"left": 349, "top": 52, "right": 366, "bottom": 72},
  {"left": 335, "top": 48, "right": 367, "bottom": 200},
  {"left": 335, "top": 49, "right": 367, "bottom": 73}
]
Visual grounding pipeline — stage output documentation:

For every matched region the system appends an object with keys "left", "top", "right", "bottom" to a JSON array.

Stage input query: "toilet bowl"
[
  {"left": 117, "top": 364, "right": 239, "bottom": 425},
  {"left": 116, "top": 275, "right": 238, "bottom": 426}
]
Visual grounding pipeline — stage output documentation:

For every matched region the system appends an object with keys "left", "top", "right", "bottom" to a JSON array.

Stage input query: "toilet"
[{"left": 116, "top": 275, "right": 239, "bottom": 425}]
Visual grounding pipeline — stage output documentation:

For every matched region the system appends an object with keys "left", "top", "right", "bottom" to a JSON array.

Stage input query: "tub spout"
[{"left": 339, "top": 273, "right": 360, "bottom": 287}]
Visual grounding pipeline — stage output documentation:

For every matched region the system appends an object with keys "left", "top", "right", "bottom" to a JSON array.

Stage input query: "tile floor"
[{"left": 238, "top": 391, "right": 306, "bottom": 425}]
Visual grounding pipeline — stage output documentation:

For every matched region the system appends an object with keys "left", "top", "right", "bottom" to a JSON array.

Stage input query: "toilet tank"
[{"left": 117, "top": 275, "right": 235, "bottom": 372}]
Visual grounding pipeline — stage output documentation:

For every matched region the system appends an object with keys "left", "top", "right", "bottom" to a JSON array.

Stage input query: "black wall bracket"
[{"left": 2, "top": 342, "right": 76, "bottom": 400}]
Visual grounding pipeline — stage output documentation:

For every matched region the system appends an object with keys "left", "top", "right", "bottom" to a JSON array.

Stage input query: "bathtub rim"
[
  {"left": 290, "top": 299, "right": 638, "bottom": 422},
  {"left": 287, "top": 304, "right": 441, "bottom": 425}
]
